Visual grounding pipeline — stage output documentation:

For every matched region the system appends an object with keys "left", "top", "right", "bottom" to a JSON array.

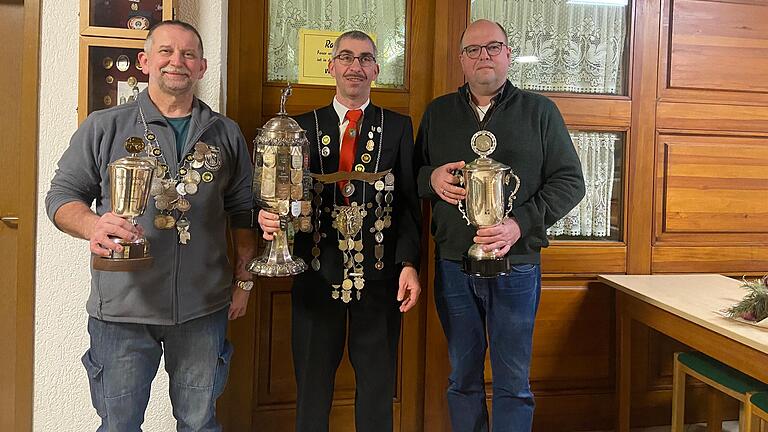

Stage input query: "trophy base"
[
  {"left": 93, "top": 256, "right": 154, "bottom": 272},
  {"left": 462, "top": 253, "right": 513, "bottom": 278},
  {"left": 247, "top": 258, "right": 307, "bottom": 277}
]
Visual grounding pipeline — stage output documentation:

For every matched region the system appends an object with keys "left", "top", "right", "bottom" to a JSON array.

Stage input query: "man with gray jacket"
[{"left": 45, "top": 21, "right": 255, "bottom": 431}]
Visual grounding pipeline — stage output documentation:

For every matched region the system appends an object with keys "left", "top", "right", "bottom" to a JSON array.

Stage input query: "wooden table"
[{"left": 599, "top": 274, "right": 768, "bottom": 432}]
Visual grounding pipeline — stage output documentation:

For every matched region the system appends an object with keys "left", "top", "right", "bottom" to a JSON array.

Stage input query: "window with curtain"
[
  {"left": 267, "top": 0, "right": 407, "bottom": 88},
  {"left": 471, "top": 0, "right": 629, "bottom": 95},
  {"left": 546, "top": 131, "right": 623, "bottom": 241}
]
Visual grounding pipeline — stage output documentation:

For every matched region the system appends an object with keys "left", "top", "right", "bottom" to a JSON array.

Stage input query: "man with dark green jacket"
[{"left": 414, "top": 19, "right": 585, "bottom": 432}]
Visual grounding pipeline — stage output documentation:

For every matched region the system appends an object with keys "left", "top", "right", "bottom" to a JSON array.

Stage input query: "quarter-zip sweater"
[
  {"left": 415, "top": 81, "right": 586, "bottom": 263},
  {"left": 46, "top": 90, "right": 254, "bottom": 325}
]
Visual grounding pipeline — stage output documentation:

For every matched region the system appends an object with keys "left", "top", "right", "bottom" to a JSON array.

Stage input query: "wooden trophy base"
[{"left": 92, "top": 256, "right": 154, "bottom": 272}]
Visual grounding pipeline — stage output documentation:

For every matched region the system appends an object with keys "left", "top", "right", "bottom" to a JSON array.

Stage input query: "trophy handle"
[
  {"left": 455, "top": 170, "right": 471, "bottom": 225},
  {"left": 504, "top": 172, "right": 521, "bottom": 219}
]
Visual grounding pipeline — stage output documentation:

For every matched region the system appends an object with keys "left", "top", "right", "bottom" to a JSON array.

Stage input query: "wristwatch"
[{"left": 234, "top": 279, "right": 254, "bottom": 292}]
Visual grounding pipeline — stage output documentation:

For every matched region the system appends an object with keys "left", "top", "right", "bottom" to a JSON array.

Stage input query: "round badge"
[
  {"left": 361, "top": 153, "right": 371, "bottom": 164},
  {"left": 105, "top": 75, "right": 114, "bottom": 84},
  {"left": 175, "top": 182, "right": 187, "bottom": 196},
  {"left": 366, "top": 140, "right": 375, "bottom": 151},
  {"left": 185, "top": 154, "right": 194, "bottom": 162},
  {"left": 103, "top": 95, "right": 112, "bottom": 106},
  {"left": 202, "top": 172, "right": 214, "bottom": 183},
  {"left": 102, "top": 57, "right": 114, "bottom": 70},
  {"left": 342, "top": 279, "right": 353, "bottom": 290},
  {"left": 375, "top": 261, "right": 384, "bottom": 270},
  {"left": 354, "top": 164, "right": 365, "bottom": 172},
  {"left": 146, "top": 132, "right": 156, "bottom": 141},
  {"left": 127, "top": 15, "right": 150, "bottom": 30},
  {"left": 185, "top": 183, "right": 198, "bottom": 195},
  {"left": 321, "top": 146, "right": 330, "bottom": 157},
  {"left": 368, "top": 131, "right": 374, "bottom": 139},
  {"left": 321, "top": 135, "right": 331, "bottom": 145},
  {"left": 191, "top": 160, "right": 204, "bottom": 169},
  {"left": 176, "top": 198, "right": 191, "bottom": 212},
  {"left": 116, "top": 55, "right": 130, "bottom": 72},
  {"left": 178, "top": 168, "right": 187, "bottom": 176},
  {"left": 152, "top": 148, "right": 162, "bottom": 156},
  {"left": 127, "top": 76, "right": 138, "bottom": 87},
  {"left": 470, "top": 130, "right": 497, "bottom": 157},
  {"left": 130, "top": 2, "right": 139, "bottom": 11},
  {"left": 375, "top": 180, "right": 385, "bottom": 191}
]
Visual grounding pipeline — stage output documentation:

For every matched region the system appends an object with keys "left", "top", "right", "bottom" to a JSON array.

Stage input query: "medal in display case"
[
  {"left": 80, "top": 0, "right": 175, "bottom": 39},
  {"left": 79, "top": 37, "right": 148, "bottom": 123}
]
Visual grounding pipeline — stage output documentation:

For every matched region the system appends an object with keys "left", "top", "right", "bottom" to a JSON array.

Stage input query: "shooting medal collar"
[
  {"left": 138, "top": 105, "right": 222, "bottom": 245},
  {"left": 311, "top": 106, "right": 394, "bottom": 303}
]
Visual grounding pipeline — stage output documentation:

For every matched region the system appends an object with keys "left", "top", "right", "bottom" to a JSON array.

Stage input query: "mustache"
[{"left": 161, "top": 66, "right": 190, "bottom": 75}]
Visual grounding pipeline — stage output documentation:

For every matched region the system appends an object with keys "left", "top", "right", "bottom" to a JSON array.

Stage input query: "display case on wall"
[
  {"left": 80, "top": 0, "right": 175, "bottom": 39},
  {"left": 78, "top": 37, "right": 147, "bottom": 122}
]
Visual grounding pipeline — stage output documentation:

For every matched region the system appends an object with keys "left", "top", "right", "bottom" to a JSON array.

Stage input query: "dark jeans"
[
  {"left": 82, "top": 308, "right": 231, "bottom": 432},
  {"left": 435, "top": 259, "right": 541, "bottom": 432},
  {"left": 291, "top": 273, "right": 401, "bottom": 432}
]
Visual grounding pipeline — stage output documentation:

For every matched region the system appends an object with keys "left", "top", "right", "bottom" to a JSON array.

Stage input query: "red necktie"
[{"left": 338, "top": 109, "right": 363, "bottom": 204}]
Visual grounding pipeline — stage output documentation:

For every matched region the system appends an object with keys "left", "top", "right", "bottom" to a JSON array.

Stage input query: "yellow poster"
[{"left": 297, "top": 29, "right": 376, "bottom": 86}]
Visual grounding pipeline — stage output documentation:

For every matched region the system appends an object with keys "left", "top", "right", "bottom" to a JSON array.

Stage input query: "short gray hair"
[
  {"left": 144, "top": 20, "right": 204, "bottom": 57},
  {"left": 331, "top": 30, "right": 377, "bottom": 58}
]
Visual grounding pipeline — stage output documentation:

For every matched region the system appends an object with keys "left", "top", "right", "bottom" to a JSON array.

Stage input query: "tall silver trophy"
[
  {"left": 93, "top": 137, "right": 155, "bottom": 271},
  {"left": 457, "top": 130, "right": 520, "bottom": 277},
  {"left": 248, "top": 84, "right": 312, "bottom": 277}
]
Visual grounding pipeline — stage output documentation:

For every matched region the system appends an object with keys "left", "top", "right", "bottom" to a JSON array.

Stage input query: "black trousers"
[{"left": 291, "top": 272, "right": 401, "bottom": 432}]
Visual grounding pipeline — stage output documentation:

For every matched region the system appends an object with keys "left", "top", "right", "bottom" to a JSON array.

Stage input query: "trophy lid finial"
[
  {"left": 124, "top": 137, "right": 146, "bottom": 155},
  {"left": 278, "top": 83, "right": 293, "bottom": 116}
]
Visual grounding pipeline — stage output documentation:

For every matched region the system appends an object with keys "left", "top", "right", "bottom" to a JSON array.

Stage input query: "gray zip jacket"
[{"left": 46, "top": 90, "right": 254, "bottom": 325}]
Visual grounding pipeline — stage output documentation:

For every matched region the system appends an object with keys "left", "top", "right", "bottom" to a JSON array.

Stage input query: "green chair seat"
[
  {"left": 678, "top": 351, "right": 768, "bottom": 394},
  {"left": 751, "top": 391, "right": 768, "bottom": 412}
]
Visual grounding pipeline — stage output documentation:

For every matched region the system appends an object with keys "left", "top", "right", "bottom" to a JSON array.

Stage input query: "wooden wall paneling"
[
  {"left": 655, "top": 134, "right": 768, "bottom": 240},
  {"left": 218, "top": 1, "right": 263, "bottom": 430},
  {"left": 627, "top": 0, "right": 663, "bottom": 275},
  {"left": 542, "top": 244, "right": 627, "bottom": 274},
  {"left": 553, "top": 97, "right": 632, "bottom": 129},
  {"left": 659, "top": 0, "right": 768, "bottom": 106},
  {"left": 657, "top": 102, "right": 768, "bottom": 134},
  {"left": 652, "top": 246, "right": 768, "bottom": 274},
  {"left": 422, "top": 1, "right": 468, "bottom": 430}
]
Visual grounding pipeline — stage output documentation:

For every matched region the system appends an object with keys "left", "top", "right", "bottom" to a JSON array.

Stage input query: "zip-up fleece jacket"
[
  {"left": 415, "top": 81, "right": 586, "bottom": 263},
  {"left": 46, "top": 90, "right": 254, "bottom": 325}
]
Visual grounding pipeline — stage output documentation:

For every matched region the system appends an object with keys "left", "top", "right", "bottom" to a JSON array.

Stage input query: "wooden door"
[
  {"left": 219, "top": 1, "right": 435, "bottom": 431},
  {"left": 0, "top": 0, "right": 39, "bottom": 430}
]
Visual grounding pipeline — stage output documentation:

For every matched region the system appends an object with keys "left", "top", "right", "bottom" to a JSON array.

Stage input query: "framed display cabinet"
[
  {"left": 78, "top": 37, "right": 147, "bottom": 123},
  {"left": 80, "top": 0, "right": 175, "bottom": 39}
]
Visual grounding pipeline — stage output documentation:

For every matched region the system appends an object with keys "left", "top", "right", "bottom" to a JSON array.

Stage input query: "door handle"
[{"left": 1, "top": 216, "right": 19, "bottom": 224}]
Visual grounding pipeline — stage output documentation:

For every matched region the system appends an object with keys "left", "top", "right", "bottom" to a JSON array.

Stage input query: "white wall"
[{"left": 35, "top": 2, "right": 227, "bottom": 430}]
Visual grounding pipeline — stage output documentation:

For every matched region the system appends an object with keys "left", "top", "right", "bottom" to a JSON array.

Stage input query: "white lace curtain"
[
  {"left": 547, "top": 131, "right": 618, "bottom": 238},
  {"left": 267, "top": 0, "right": 406, "bottom": 87},
  {"left": 471, "top": 0, "right": 628, "bottom": 94}
]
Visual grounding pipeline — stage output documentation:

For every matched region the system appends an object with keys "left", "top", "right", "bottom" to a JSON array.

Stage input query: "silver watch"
[{"left": 234, "top": 280, "right": 254, "bottom": 291}]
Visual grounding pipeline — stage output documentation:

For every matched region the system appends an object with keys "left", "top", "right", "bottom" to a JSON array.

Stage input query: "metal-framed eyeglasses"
[
  {"left": 333, "top": 53, "right": 377, "bottom": 67},
  {"left": 461, "top": 41, "right": 507, "bottom": 59}
]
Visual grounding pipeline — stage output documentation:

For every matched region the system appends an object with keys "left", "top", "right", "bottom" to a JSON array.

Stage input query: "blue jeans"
[
  {"left": 435, "top": 260, "right": 541, "bottom": 432},
  {"left": 81, "top": 308, "right": 232, "bottom": 432}
]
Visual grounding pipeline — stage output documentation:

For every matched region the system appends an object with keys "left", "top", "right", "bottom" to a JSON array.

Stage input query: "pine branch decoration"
[{"left": 726, "top": 276, "right": 768, "bottom": 322}]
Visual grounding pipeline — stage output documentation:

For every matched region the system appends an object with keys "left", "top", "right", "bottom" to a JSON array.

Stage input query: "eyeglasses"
[
  {"left": 333, "top": 53, "right": 377, "bottom": 67},
  {"left": 461, "top": 41, "right": 507, "bottom": 59}
]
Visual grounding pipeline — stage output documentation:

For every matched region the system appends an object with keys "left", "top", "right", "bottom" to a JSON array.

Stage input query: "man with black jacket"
[
  {"left": 414, "top": 19, "right": 585, "bottom": 432},
  {"left": 258, "top": 30, "right": 421, "bottom": 432}
]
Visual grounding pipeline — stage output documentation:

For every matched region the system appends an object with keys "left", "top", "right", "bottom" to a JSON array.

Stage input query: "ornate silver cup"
[
  {"left": 248, "top": 84, "right": 311, "bottom": 277},
  {"left": 457, "top": 130, "right": 520, "bottom": 277},
  {"left": 93, "top": 137, "right": 155, "bottom": 271}
]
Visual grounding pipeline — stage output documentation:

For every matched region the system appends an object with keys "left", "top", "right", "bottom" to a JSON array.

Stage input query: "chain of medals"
[
  {"left": 312, "top": 108, "right": 394, "bottom": 302},
  {"left": 138, "top": 105, "right": 222, "bottom": 244}
]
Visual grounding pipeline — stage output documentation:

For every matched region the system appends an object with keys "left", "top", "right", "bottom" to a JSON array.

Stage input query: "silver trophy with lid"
[
  {"left": 457, "top": 130, "right": 521, "bottom": 277},
  {"left": 248, "top": 84, "right": 312, "bottom": 277},
  {"left": 93, "top": 137, "right": 155, "bottom": 272}
]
